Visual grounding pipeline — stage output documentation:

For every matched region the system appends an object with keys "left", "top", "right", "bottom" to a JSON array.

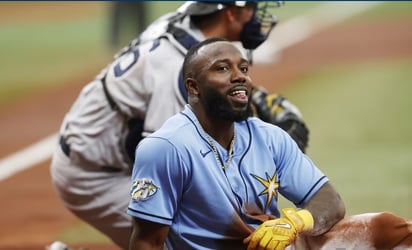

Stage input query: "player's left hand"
[
  {"left": 251, "top": 87, "right": 309, "bottom": 153},
  {"left": 243, "top": 208, "right": 314, "bottom": 250}
]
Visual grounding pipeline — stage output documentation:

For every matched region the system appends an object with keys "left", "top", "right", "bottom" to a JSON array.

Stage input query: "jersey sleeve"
[
  {"left": 274, "top": 127, "right": 329, "bottom": 207},
  {"left": 127, "top": 136, "right": 187, "bottom": 225}
]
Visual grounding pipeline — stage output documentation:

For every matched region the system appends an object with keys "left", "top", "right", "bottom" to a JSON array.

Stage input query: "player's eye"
[
  {"left": 240, "top": 65, "right": 249, "bottom": 73},
  {"left": 216, "top": 65, "right": 229, "bottom": 72}
]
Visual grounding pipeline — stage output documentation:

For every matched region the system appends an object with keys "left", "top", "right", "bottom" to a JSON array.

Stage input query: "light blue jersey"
[{"left": 128, "top": 105, "right": 328, "bottom": 250}]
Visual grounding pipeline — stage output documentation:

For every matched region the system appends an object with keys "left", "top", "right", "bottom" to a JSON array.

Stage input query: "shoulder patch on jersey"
[{"left": 130, "top": 178, "right": 160, "bottom": 202}]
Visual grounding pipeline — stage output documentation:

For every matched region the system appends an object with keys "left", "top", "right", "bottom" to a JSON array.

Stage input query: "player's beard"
[{"left": 202, "top": 87, "right": 251, "bottom": 122}]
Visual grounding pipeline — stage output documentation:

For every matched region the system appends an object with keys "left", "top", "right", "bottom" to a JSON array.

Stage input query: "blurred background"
[{"left": 0, "top": 1, "right": 411, "bottom": 249}]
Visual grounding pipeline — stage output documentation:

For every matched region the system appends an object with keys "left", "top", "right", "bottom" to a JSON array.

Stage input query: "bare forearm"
[
  {"left": 129, "top": 217, "right": 169, "bottom": 250},
  {"left": 129, "top": 240, "right": 164, "bottom": 250},
  {"left": 303, "top": 182, "right": 346, "bottom": 236}
]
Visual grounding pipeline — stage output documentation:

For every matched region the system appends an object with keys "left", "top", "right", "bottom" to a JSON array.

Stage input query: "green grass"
[
  {"left": 55, "top": 220, "right": 112, "bottom": 245},
  {"left": 358, "top": 2, "right": 412, "bottom": 20},
  {"left": 147, "top": 1, "right": 182, "bottom": 21},
  {"left": 275, "top": 2, "right": 412, "bottom": 23},
  {"left": 273, "top": 2, "right": 322, "bottom": 20},
  {"left": 279, "top": 59, "right": 412, "bottom": 218},
  {"left": 0, "top": 8, "right": 112, "bottom": 105}
]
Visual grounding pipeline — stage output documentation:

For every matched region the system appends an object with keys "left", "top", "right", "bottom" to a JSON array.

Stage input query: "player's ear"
[
  {"left": 224, "top": 7, "right": 236, "bottom": 22},
  {"left": 186, "top": 77, "right": 199, "bottom": 95}
]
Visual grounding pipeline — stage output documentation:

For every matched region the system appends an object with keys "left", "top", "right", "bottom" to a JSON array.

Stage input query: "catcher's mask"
[{"left": 177, "top": 1, "right": 283, "bottom": 50}]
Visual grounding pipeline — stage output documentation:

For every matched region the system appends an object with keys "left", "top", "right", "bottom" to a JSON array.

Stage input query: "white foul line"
[
  {"left": 0, "top": 2, "right": 380, "bottom": 181},
  {"left": 0, "top": 133, "right": 58, "bottom": 181}
]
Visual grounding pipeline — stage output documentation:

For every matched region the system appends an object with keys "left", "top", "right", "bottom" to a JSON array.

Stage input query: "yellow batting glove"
[{"left": 244, "top": 208, "right": 314, "bottom": 250}]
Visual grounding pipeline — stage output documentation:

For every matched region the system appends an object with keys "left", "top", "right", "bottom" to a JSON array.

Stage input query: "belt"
[{"left": 59, "top": 136, "right": 71, "bottom": 157}]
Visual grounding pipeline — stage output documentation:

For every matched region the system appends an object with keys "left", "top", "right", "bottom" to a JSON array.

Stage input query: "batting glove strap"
[{"left": 283, "top": 208, "right": 314, "bottom": 232}]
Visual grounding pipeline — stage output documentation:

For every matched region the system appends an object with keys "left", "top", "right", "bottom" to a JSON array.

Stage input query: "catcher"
[{"left": 50, "top": 1, "right": 308, "bottom": 249}]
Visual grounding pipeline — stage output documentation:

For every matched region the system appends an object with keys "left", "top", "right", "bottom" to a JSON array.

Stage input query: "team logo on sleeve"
[
  {"left": 130, "top": 178, "right": 160, "bottom": 202},
  {"left": 251, "top": 171, "right": 279, "bottom": 212}
]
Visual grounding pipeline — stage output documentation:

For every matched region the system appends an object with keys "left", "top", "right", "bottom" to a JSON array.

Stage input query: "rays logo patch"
[
  {"left": 130, "top": 178, "right": 160, "bottom": 202},
  {"left": 251, "top": 171, "right": 279, "bottom": 212}
]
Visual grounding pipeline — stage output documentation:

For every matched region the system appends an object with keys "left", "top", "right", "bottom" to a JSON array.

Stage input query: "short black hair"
[{"left": 182, "top": 37, "right": 228, "bottom": 79}]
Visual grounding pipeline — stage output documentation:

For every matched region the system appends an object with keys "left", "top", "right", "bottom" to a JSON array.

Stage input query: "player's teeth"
[{"left": 232, "top": 90, "right": 245, "bottom": 95}]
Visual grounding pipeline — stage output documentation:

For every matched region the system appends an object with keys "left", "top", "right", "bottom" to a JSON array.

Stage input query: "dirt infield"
[{"left": 0, "top": 5, "right": 411, "bottom": 250}]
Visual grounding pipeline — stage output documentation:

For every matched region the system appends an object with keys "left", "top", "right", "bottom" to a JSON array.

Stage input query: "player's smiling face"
[{"left": 195, "top": 42, "right": 253, "bottom": 121}]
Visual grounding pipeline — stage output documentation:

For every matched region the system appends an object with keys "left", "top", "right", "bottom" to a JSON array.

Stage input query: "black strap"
[
  {"left": 101, "top": 74, "right": 119, "bottom": 111},
  {"left": 59, "top": 136, "right": 71, "bottom": 157},
  {"left": 166, "top": 24, "right": 200, "bottom": 103},
  {"left": 167, "top": 24, "right": 199, "bottom": 51},
  {"left": 125, "top": 118, "right": 145, "bottom": 165}
]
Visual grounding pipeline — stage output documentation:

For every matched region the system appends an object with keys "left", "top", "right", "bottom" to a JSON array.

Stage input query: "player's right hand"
[{"left": 243, "top": 208, "right": 314, "bottom": 250}]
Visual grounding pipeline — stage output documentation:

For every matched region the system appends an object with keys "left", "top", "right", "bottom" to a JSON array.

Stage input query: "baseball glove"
[{"left": 251, "top": 86, "right": 309, "bottom": 153}]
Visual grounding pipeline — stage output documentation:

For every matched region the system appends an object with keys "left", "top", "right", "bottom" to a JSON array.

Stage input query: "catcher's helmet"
[
  {"left": 177, "top": 1, "right": 249, "bottom": 16},
  {"left": 177, "top": 1, "right": 283, "bottom": 50}
]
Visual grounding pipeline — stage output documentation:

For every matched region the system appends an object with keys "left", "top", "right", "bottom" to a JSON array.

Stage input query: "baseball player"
[
  {"left": 127, "top": 38, "right": 345, "bottom": 249},
  {"left": 50, "top": 2, "right": 309, "bottom": 249}
]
